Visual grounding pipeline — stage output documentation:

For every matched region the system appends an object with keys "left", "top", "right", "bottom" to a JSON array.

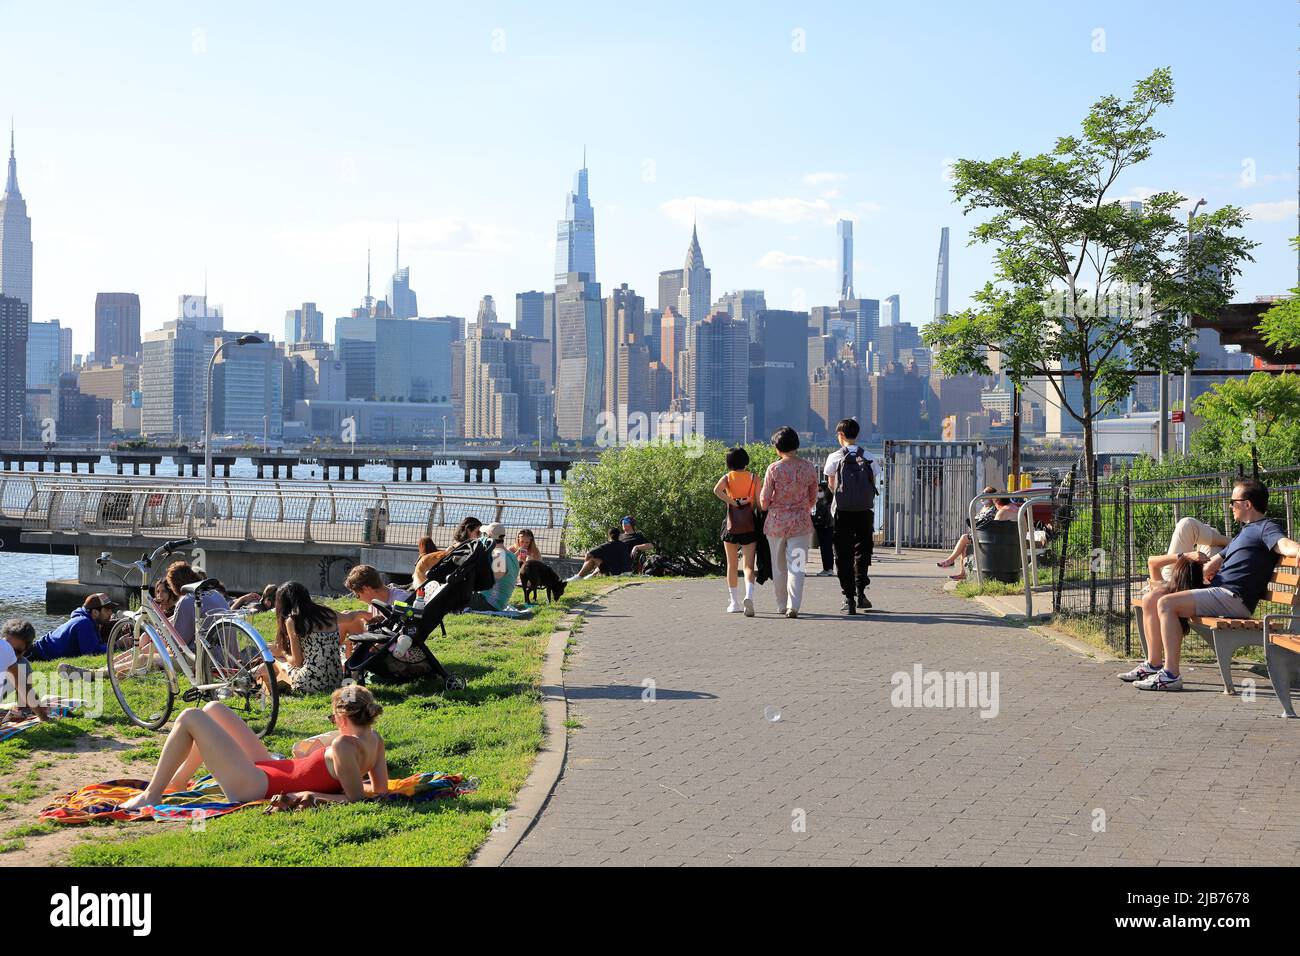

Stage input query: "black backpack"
[{"left": 834, "top": 448, "right": 877, "bottom": 512}]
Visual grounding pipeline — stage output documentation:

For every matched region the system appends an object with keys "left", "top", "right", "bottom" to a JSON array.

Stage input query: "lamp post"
[
  {"left": 742, "top": 416, "right": 748, "bottom": 446},
  {"left": 205, "top": 334, "right": 264, "bottom": 523},
  {"left": 263, "top": 414, "right": 269, "bottom": 453},
  {"left": 1181, "top": 198, "right": 1207, "bottom": 456},
  {"left": 96, "top": 414, "right": 102, "bottom": 450},
  {"left": 441, "top": 416, "right": 447, "bottom": 455}
]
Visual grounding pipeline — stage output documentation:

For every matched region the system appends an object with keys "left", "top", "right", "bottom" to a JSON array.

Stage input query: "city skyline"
[{"left": 1, "top": 1, "right": 1296, "bottom": 357}]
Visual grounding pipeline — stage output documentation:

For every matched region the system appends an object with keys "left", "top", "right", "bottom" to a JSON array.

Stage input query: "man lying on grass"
[{"left": 119, "top": 685, "right": 388, "bottom": 812}]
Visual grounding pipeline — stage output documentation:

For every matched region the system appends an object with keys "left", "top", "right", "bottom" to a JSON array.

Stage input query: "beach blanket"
[
  {"left": 464, "top": 606, "right": 535, "bottom": 620},
  {"left": 0, "top": 698, "right": 82, "bottom": 742},
  {"left": 39, "top": 771, "right": 476, "bottom": 824}
]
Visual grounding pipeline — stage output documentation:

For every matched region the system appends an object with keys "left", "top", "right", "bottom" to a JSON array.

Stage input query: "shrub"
[{"left": 563, "top": 441, "right": 780, "bottom": 574}]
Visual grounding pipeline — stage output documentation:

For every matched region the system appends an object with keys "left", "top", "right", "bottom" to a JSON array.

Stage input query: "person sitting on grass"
[
  {"left": 343, "top": 565, "right": 410, "bottom": 608},
  {"left": 567, "top": 527, "right": 632, "bottom": 581},
  {"left": 1119, "top": 478, "right": 1300, "bottom": 692},
  {"left": 271, "top": 582, "right": 371, "bottom": 695},
  {"left": 231, "top": 584, "right": 278, "bottom": 613},
  {"left": 118, "top": 686, "right": 388, "bottom": 812},
  {"left": 0, "top": 619, "right": 51, "bottom": 724},
  {"left": 152, "top": 579, "right": 178, "bottom": 617},
  {"left": 24, "top": 593, "right": 119, "bottom": 662},
  {"left": 165, "top": 562, "right": 230, "bottom": 648},
  {"left": 943, "top": 494, "right": 1021, "bottom": 582},
  {"left": 469, "top": 522, "right": 521, "bottom": 612},
  {"left": 513, "top": 528, "right": 543, "bottom": 564},
  {"left": 617, "top": 516, "right": 654, "bottom": 570}
]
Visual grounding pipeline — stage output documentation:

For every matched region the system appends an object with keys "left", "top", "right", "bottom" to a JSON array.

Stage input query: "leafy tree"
[
  {"left": 923, "top": 67, "right": 1257, "bottom": 552},
  {"left": 563, "top": 441, "right": 779, "bottom": 574},
  {"left": 1258, "top": 237, "right": 1300, "bottom": 351},
  {"left": 1190, "top": 372, "right": 1300, "bottom": 466}
]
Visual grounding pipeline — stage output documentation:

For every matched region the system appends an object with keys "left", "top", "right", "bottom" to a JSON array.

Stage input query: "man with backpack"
[{"left": 824, "top": 418, "right": 876, "bottom": 614}]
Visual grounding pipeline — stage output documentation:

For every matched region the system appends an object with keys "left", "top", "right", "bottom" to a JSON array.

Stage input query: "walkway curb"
[
  {"left": 967, "top": 592, "right": 1123, "bottom": 662},
  {"left": 469, "top": 580, "right": 639, "bottom": 867}
]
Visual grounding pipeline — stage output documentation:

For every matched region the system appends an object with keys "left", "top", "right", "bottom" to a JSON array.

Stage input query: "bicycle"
[{"left": 95, "top": 538, "right": 280, "bottom": 736}]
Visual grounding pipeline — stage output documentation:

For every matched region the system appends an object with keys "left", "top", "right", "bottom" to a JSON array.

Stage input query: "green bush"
[{"left": 563, "top": 441, "right": 780, "bottom": 573}]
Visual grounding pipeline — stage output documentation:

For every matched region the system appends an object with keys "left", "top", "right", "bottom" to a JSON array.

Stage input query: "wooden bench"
[{"left": 1130, "top": 555, "right": 1299, "bottom": 696}]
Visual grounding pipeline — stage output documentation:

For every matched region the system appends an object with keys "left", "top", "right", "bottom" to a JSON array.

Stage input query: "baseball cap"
[
  {"left": 621, "top": 515, "right": 634, "bottom": 526},
  {"left": 83, "top": 593, "right": 120, "bottom": 611},
  {"left": 481, "top": 522, "right": 506, "bottom": 540}
]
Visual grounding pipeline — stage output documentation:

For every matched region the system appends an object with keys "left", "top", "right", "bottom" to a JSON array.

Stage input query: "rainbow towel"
[
  {"left": 0, "top": 698, "right": 83, "bottom": 742},
  {"left": 39, "top": 771, "right": 476, "bottom": 824}
]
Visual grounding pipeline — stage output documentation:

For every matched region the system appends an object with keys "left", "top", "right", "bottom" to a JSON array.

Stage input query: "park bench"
[{"left": 1131, "top": 555, "right": 1299, "bottom": 696}]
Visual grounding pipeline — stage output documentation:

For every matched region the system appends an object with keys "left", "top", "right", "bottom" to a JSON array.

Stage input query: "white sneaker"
[
  {"left": 1134, "top": 669, "right": 1183, "bottom": 692},
  {"left": 786, "top": 608, "right": 799, "bottom": 619},
  {"left": 564, "top": 574, "right": 581, "bottom": 583},
  {"left": 743, "top": 597, "right": 755, "bottom": 617},
  {"left": 1117, "top": 662, "right": 1160, "bottom": 682},
  {"left": 727, "top": 598, "right": 741, "bottom": 613}
]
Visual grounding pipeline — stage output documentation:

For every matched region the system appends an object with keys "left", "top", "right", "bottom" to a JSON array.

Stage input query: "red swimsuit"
[{"left": 255, "top": 747, "right": 341, "bottom": 798}]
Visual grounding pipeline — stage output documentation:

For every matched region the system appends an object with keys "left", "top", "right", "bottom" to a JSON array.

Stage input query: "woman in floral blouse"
[{"left": 759, "top": 426, "right": 820, "bottom": 618}]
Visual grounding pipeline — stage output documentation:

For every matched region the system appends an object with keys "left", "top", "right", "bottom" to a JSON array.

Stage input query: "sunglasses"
[{"left": 1230, "top": 498, "right": 1250, "bottom": 504}]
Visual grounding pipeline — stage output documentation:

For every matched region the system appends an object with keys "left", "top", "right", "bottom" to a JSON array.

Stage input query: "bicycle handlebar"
[{"left": 95, "top": 538, "right": 196, "bottom": 582}]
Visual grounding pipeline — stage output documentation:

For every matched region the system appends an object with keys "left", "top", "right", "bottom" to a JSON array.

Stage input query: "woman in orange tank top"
[
  {"left": 712, "top": 446, "right": 761, "bottom": 617},
  {"left": 119, "top": 686, "right": 389, "bottom": 811}
]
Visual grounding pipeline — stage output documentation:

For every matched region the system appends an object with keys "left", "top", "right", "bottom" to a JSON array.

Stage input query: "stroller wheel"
[{"left": 445, "top": 674, "right": 467, "bottom": 692}]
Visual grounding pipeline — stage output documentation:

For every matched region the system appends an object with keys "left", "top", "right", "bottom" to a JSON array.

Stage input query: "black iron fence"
[{"left": 1048, "top": 461, "right": 1300, "bottom": 655}]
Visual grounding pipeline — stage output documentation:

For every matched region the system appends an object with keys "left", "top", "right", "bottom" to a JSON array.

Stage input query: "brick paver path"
[{"left": 505, "top": 553, "right": 1300, "bottom": 866}]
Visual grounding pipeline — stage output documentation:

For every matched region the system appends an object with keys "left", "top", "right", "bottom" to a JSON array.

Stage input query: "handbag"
[{"left": 725, "top": 471, "right": 757, "bottom": 535}]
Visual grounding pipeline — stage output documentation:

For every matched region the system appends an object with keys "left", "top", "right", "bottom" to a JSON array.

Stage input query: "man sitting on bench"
[{"left": 1120, "top": 478, "right": 1300, "bottom": 691}]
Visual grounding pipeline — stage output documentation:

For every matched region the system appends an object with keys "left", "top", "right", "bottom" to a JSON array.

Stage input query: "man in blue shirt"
[
  {"left": 1119, "top": 479, "right": 1300, "bottom": 691},
  {"left": 26, "top": 594, "right": 118, "bottom": 662}
]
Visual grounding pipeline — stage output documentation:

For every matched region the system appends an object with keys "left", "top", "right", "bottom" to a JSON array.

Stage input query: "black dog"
[{"left": 520, "top": 559, "right": 567, "bottom": 604}]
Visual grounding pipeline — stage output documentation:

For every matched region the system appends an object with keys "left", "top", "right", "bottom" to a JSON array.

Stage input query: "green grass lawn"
[{"left": 3, "top": 578, "right": 612, "bottom": 866}]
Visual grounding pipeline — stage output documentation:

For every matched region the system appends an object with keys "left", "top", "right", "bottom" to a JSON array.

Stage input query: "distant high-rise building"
[
  {"left": 876, "top": 321, "right": 920, "bottom": 369},
  {"left": 688, "top": 311, "right": 747, "bottom": 443},
  {"left": 840, "top": 298, "right": 880, "bottom": 363},
  {"left": 515, "top": 290, "right": 553, "bottom": 340},
  {"left": 715, "top": 289, "right": 767, "bottom": 343},
  {"left": 0, "top": 294, "right": 27, "bottom": 441},
  {"left": 0, "top": 128, "right": 32, "bottom": 317},
  {"left": 26, "top": 320, "right": 64, "bottom": 391},
  {"left": 934, "top": 227, "right": 950, "bottom": 319},
  {"left": 284, "top": 302, "right": 324, "bottom": 345},
  {"left": 604, "top": 283, "right": 648, "bottom": 425},
  {"left": 95, "top": 293, "right": 141, "bottom": 361},
  {"left": 836, "top": 219, "right": 854, "bottom": 300},
  {"left": 658, "top": 269, "right": 685, "bottom": 314},
  {"left": 555, "top": 273, "right": 604, "bottom": 440},
  {"left": 333, "top": 314, "right": 454, "bottom": 403},
  {"left": 660, "top": 306, "right": 687, "bottom": 400},
  {"left": 750, "top": 310, "right": 809, "bottom": 435},
  {"left": 555, "top": 159, "right": 596, "bottom": 288},
  {"left": 464, "top": 302, "right": 551, "bottom": 440},
  {"left": 387, "top": 267, "right": 417, "bottom": 320},
  {"left": 59, "top": 326, "right": 72, "bottom": 372},
  {"left": 678, "top": 224, "right": 712, "bottom": 330},
  {"left": 871, "top": 362, "right": 924, "bottom": 439},
  {"left": 882, "top": 294, "right": 900, "bottom": 327},
  {"left": 141, "top": 319, "right": 212, "bottom": 440},
  {"left": 213, "top": 335, "right": 283, "bottom": 439},
  {"left": 810, "top": 344, "right": 871, "bottom": 440}
]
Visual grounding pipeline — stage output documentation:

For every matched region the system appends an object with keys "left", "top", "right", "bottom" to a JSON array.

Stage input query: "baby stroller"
[{"left": 343, "top": 538, "right": 496, "bottom": 689}]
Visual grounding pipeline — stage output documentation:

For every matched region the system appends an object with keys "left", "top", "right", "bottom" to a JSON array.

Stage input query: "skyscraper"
[
  {"left": 0, "top": 127, "right": 32, "bottom": 316},
  {"left": 836, "top": 219, "right": 854, "bottom": 300},
  {"left": 677, "top": 225, "right": 711, "bottom": 329},
  {"left": 555, "top": 159, "right": 596, "bottom": 288},
  {"left": 464, "top": 301, "right": 551, "bottom": 441},
  {"left": 26, "top": 320, "right": 64, "bottom": 390},
  {"left": 750, "top": 310, "right": 810, "bottom": 435},
  {"left": 604, "top": 283, "right": 648, "bottom": 425},
  {"left": 882, "top": 294, "right": 900, "bottom": 327},
  {"left": 658, "top": 269, "right": 684, "bottom": 314},
  {"left": 688, "top": 311, "right": 747, "bottom": 443},
  {"left": 95, "top": 293, "right": 142, "bottom": 361},
  {"left": 555, "top": 273, "right": 604, "bottom": 440},
  {"left": 934, "top": 227, "right": 950, "bottom": 319},
  {"left": 0, "top": 294, "right": 27, "bottom": 440},
  {"left": 284, "top": 302, "right": 324, "bottom": 345},
  {"left": 141, "top": 320, "right": 212, "bottom": 440},
  {"left": 179, "top": 294, "right": 223, "bottom": 332},
  {"left": 660, "top": 306, "right": 687, "bottom": 399},
  {"left": 213, "top": 336, "right": 283, "bottom": 439},
  {"left": 386, "top": 226, "right": 418, "bottom": 319},
  {"left": 715, "top": 289, "right": 767, "bottom": 342}
]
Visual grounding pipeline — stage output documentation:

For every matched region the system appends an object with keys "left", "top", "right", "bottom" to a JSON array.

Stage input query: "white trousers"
[
  {"left": 767, "top": 532, "right": 812, "bottom": 611},
  {"left": 1163, "top": 516, "right": 1229, "bottom": 580}
]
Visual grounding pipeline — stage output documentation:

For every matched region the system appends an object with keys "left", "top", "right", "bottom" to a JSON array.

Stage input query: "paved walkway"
[{"left": 506, "top": 552, "right": 1300, "bottom": 866}]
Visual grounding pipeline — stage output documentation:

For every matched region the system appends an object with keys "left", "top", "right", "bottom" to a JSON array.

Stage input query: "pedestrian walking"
[
  {"left": 759, "top": 426, "right": 819, "bottom": 619},
  {"left": 824, "top": 418, "right": 877, "bottom": 614}
]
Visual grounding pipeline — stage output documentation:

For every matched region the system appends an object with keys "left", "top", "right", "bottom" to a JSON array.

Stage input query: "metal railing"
[{"left": 18, "top": 482, "right": 572, "bottom": 558}]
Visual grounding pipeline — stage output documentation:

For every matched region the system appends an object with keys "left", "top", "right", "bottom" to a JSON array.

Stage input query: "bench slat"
[
  {"left": 1269, "top": 632, "right": 1300, "bottom": 655},
  {"left": 1189, "top": 616, "right": 1263, "bottom": 630}
]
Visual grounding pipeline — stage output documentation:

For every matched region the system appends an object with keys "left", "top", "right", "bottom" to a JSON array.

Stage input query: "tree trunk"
[
  {"left": 1011, "top": 380, "right": 1021, "bottom": 485},
  {"left": 1083, "top": 413, "right": 1101, "bottom": 616}
]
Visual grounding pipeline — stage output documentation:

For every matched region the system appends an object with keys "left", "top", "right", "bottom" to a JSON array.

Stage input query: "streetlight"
[
  {"left": 205, "top": 334, "right": 264, "bottom": 523},
  {"left": 742, "top": 416, "right": 748, "bottom": 446},
  {"left": 1181, "top": 198, "right": 1207, "bottom": 457},
  {"left": 441, "top": 416, "right": 447, "bottom": 455},
  {"left": 96, "top": 414, "right": 102, "bottom": 451},
  {"left": 263, "top": 414, "right": 269, "bottom": 453}
]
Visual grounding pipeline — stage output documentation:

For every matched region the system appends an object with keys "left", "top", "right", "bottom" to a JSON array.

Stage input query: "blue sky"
[{"left": 3, "top": 0, "right": 1296, "bottom": 353}]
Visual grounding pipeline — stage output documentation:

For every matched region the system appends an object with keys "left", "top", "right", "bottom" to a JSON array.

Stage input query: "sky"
[{"left": 2, "top": 0, "right": 1296, "bottom": 355}]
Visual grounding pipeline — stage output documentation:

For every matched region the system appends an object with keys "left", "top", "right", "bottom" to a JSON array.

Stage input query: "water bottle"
[{"left": 393, "top": 633, "right": 413, "bottom": 657}]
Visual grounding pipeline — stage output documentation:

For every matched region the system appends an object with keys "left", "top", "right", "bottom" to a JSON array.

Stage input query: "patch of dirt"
[{"left": 0, "top": 731, "right": 149, "bottom": 867}]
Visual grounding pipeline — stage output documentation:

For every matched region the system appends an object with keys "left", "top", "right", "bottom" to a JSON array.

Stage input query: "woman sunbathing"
[{"left": 119, "top": 686, "right": 388, "bottom": 811}]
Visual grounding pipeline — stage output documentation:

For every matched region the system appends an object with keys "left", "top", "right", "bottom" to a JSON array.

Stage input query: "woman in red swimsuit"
[{"left": 119, "top": 686, "right": 389, "bottom": 811}]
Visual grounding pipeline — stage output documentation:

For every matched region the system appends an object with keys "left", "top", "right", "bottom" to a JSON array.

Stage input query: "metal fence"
[
  {"left": 881, "top": 440, "right": 1012, "bottom": 549},
  {"left": 1048, "top": 462, "right": 1300, "bottom": 655},
  {"left": 19, "top": 482, "right": 572, "bottom": 557}
]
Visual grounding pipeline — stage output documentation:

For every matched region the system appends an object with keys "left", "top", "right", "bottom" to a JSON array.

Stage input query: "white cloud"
[
  {"left": 757, "top": 250, "right": 835, "bottom": 272},
  {"left": 803, "top": 171, "right": 846, "bottom": 187},
  {"left": 661, "top": 196, "right": 838, "bottom": 227},
  {"left": 273, "top": 216, "right": 516, "bottom": 264},
  {"left": 1245, "top": 199, "right": 1298, "bottom": 223},
  {"left": 856, "top": 200, "right": 882, "bottom": 213}
]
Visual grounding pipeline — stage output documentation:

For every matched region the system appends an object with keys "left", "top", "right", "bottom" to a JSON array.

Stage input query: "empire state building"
[{"left": 0, "top": 127, "right": 33, "bottom": 315}]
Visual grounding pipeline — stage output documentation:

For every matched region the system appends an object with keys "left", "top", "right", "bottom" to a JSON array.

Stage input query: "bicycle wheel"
[
  {"left": 200, "top": 619, "right": 279, "bottom": 737},
  {"left": 106, "top": 617, "right": 175, "bottom": 731}
]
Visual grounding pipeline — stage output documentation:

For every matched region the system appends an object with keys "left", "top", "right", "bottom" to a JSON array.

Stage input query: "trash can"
[
  {"left": 363, "top": 506, "right": 389, "bottom": 544},
  {"left": 976, "top": 520, "right": 1021, "bottom": 584}
]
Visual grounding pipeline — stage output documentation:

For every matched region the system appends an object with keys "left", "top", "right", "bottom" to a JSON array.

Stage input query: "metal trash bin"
[
  {"left": 363, "top": 506, "right": 389, "bottom": 544},
  {"left": 976, "top": 521, "right": 1021, "bottom": 584}
]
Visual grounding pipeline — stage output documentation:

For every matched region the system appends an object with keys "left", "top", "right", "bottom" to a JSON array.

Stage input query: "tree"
[
  {"left": 1190, "top": 372, "right": 1300, "bottom": 467},
  {"left": 1258, "top": 237, "right": 1300, "bottom": 351},
  {"left": 923, "top": 67, "right": 1256, "bottom": 551}
]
